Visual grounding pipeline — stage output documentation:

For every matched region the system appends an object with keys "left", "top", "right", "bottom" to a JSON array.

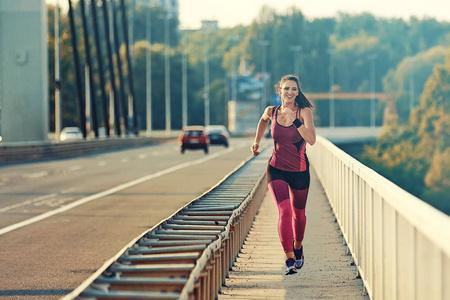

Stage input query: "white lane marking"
[
  {"left": 61, "top": 187, "right": 76, "bottom": 194},
  {"left": 34, "top": 195, "right": 59, "bottom": 206},
  {"left": 0, "top": 194, "right": 58, "bottom": 213},
  {"left": 121, "top": 158, "right": 129, "bottom": 163},
  {"left": 138, "top": 154, "right": 147, "bottom": 159},
  {"left": 22, "top": 171, "right": 48, "bottom": 179},
  {"left": 0, "top": 144, "right": 247, "bottom": 236},
  {"left": 40, "top": 196, "right": 75, "bottom": 208},
  {"left": 68, "top": 166, "right": 83, "bottom": 171},
  {"left": 98, "top": 161, "right": 106, "bottom": 166}
]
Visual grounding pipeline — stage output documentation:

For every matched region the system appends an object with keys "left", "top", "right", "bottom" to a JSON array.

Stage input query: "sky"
[
  {"left": 177, "top": 0, "right": 450, "bottom": 29},
  {"left": 46, "top": 0, "right": 450, "bottom": 30}
]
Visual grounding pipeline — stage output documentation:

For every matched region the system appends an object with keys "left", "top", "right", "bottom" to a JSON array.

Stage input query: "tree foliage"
[
  {"left": 47, "top": 3, "right": 450, "bottom": 130},
  {"left": 360, "top": 51, "right": 450, "bottom": 214},
  {"left": 383, "top": 45, "right": 448, "bottom": 124}
]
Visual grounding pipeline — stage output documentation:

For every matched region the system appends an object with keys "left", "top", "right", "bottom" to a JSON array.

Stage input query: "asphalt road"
[{"left": 0, "top": 137, "right": 256, "bottom": 299}]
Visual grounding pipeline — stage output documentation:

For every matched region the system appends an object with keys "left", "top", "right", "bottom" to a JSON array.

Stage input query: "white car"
[
  {"left": 60, "top": 127, "right": 83, "bottom": 141},
  {"left": 205, "top": 125, "right": 229, "bottom": 147}
]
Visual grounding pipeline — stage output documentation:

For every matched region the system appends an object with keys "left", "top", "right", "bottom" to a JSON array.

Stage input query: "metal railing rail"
[
  {"left": 308, "top": 136, "right": 450, "bottom": 300},
  {"left": 63, "top": 147, "right": 271, "bottom": 300}
]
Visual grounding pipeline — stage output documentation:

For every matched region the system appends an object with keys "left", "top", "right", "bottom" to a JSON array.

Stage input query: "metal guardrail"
[
  {"left": 62, "top": 147, "right": 271, "bottom": 300},
  {"left": 0, "top": 136, "right": 171, "bottom": 163},
  {"left": 308, "top": 136, "right": 450, "bottom": 300}
]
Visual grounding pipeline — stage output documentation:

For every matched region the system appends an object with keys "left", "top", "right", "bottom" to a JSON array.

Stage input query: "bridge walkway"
[{"left": 219, "top": 167, "right": 369, "bottom": 299}]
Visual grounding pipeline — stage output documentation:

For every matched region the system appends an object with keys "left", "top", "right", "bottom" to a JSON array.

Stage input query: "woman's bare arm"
[
  {"left": 298, "top": 107, "right": 316, "bottom": 145},
  {"left": 251, "top": 106, "right": 273, "bottom": 156}
]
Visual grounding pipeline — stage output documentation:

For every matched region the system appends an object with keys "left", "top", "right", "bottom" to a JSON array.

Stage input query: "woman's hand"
[
  {"left": 251, "top": 142, "right": 260, "bottom": 156},
  {"left": 251, "top": 106, "right": 272, "bottom": 156},
  {"left": 281, "top": 106, "right": 296, "bottom": 123}
]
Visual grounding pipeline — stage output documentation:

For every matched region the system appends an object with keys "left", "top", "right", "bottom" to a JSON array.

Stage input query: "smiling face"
[{"left": 279, "top": 80, "right": 299, "bottom": 106}]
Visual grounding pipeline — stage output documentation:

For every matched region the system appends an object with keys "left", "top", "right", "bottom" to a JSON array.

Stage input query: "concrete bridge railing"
[
  {"left": 308, "top": 136, "right": 450, "bottom": 300},
  {"left": 0, "top": 135, "right": 174, "bottom": 163}
]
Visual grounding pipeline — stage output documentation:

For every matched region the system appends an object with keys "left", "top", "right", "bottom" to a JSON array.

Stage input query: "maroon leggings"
[{"left": 267, "top": 164, "right": 310, "bottom": 253}]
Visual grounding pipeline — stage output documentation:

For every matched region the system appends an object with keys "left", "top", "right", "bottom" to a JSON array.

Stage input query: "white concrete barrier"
[
  {"left": 0, "top": 136, "right": 174, "bottom": 163},
  {"left": 308, "top": 136, "right": 450, "bottom": 300}
]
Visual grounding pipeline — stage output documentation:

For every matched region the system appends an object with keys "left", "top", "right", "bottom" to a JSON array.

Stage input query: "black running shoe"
[
  {"left": 293, "top": 244, "right": 304, "bottom": 270},
  {"left": 285, "top": 258, "right": 297, "bottom": 275}
]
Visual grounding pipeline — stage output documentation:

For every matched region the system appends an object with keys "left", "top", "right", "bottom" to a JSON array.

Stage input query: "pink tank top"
[{"left": 269, "top": 105, "right": 308, "bottom": 172}]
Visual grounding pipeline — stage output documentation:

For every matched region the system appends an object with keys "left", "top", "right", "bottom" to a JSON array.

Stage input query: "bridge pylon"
[{"left": 0, "top": 0, "right": 48, "bottom": 142}]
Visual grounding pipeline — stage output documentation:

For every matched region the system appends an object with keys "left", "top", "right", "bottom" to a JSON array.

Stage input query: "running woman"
[{"left": 251, "top": 74, "right": 316, "bottom": 275}]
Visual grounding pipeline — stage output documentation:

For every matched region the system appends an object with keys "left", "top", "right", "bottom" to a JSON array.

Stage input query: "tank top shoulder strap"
[
  {"left": 271, "top": 105, "right": 280, "bottom": 118},
  {"left": 296, "top": 107, "right": 301, "bottom": 119}
]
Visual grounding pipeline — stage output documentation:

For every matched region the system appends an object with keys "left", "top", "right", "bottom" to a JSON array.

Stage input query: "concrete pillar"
[{"left": 0, "top": 0, "right": 48, "bottom": 142}]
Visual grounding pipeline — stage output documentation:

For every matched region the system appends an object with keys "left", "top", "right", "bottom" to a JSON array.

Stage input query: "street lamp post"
[
  {"left": 146, "top": 4, "right": 152, "bottom": 134},
  {"left": 91, "top": 0, "right": 110, "bottom": 137},
  {"left": 129, "top": 0, "right": 134, "bottom": 61},
  {"left": 258, "top": 40, "right": 270, "bottom": 115},
  {"left": 83, "top": 1, "right": 91, "bottom": 134},
  {"left": 80, "top": 0, "right": 99, "bottom": 137},
  {"left": 368, "top": 54, "right": 378, "bottom": 127},
  {"left": 327, "top": 49, "right": 336, "bottom": 128},
  {"left": 139, "top": 0, "right": 158, "bottom": 135},
  {"left": 290, "top": 45, "right": 302, "bottom": 76},
  {"left": 102, "top": 0, "right": 121, "bottom": 136},
  {"left": 232, "top": 49, "right": 237, "bottom": 102},
  {"left": 164, "top": 11, "right": 171, "bottom": 133},
  {"left": 229, "top": 36, "right": 239, "bottom": 103},
  {"left": 54, "top": 2, "right": 61, "bottom": 141},
  {"left": 68, "top": 0, "right": 87, "bottom": 138},
  {"left": 182, "top": 30, "right": 188, "bottom": 128},
  {"left": 128, "top": 0, "right": 135, "bottom": 133},
  {"left": 120, "top": 0, "right": 138, "bottom": 135},
  {"left": 204, "top": 32, "right": 210, "bottom": 127}
]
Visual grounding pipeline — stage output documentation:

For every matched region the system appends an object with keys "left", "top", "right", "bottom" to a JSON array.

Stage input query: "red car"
[{"left": 179, "top": 126, "right": 210, "bottom": 154}]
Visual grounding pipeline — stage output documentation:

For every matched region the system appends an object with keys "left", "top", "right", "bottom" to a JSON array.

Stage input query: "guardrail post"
[
  {"left": 232, "top": 227, "right": 237, "bottom": 268},
  {"left": 213, "top": 253, "right": 219, "bottom": 297},
  {"left": 215, "top": 249, "right": 222, "bottom": 294},
  {"left": 210, "top": 255, "right": 216, "bottom": 299},
  {"left": 239, "top": 215, "right": 244, "bottom": 249},
  {"left": 223, "top": 238, "right": 230, "bottom": 277},
  {"left": 193, "top": 280, "right": 200, "bottom": 300},
  {"left": 199, "top": 271, "right": 208, "bottom": 300},
  {"left": 234, "top": 221, "right": 239, "bottom": 261},
  {"left": 242, "top": 207, "right": 249, "bottom": 239},
  {"left": 214, "top": 250, "right": 221, "bottom": 297},
  {"left": 220, "top": 245, "right": 227, "bottom": 286},
  {"left": 206, "top": 263, "right": 213, "bottom": 300}
]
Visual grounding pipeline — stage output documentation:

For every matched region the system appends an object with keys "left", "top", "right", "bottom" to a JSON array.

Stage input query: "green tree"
[
  {"left": 47, "top": 3, "right": 450, "bottom": 134},
  {"left": 383, "top": 46, "right": 448, "bottom": 124},
  {"left": 361, "top": 50, "right": 450, "bottom": 215},
  {"left": 332, "top": 31, "right": 389, "bottom": 92},
  {"left": 133, "top": 4, "right": 179, "bottom": 47},
  {"left": 333, "top": 12, "right": 378, "bottom": 40}
]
